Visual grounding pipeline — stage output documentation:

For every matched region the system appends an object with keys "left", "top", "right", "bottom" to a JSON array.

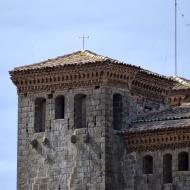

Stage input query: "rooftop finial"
[{"left": 79, "top": 34, "right": 89, "bottom": 50}]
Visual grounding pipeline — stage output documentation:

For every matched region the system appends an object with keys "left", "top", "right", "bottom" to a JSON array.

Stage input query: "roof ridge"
[
  {"left": 139, "top": 68, "right": 170, "bottom": 79},
  {"left": 83, "top": 50, "right": 108, "bottom": 60},
  {"left": 131, "top": 104, "right": 190, "bottom": 124},
  {"left": 84, "top": 50, "right": 125, "bottom": 63},
  {"left": 9, "top": 50, "right": 180, "bottom": 84},
  {"left": 170, "top": 76, "right": 190, "bottom": 88},
  {"left": 131, "top": 115, "right": 190, "bottom": 124},
  {"left": 13, "top": 50, "right": 84, "bottom": 71},
  {"left": 11, "top": 49, "right": 132, "bottom": 73}
]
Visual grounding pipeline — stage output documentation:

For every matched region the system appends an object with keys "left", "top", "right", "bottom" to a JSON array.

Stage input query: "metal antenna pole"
[{"left": 175, "top": 0, "right": 177, "bottom": 76}]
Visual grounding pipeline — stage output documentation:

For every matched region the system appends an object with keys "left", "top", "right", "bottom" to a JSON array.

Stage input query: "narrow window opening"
[
  {"left": 113, "top": 93, "right": 123, "bottom": 130},
  {"left": 178, "top": 152, "right": 189, "bottom": 171},
  {"left": 74, "top": 94, "right": 87, "bottom": 128},
  {"left": 143, "top": 155, "right": 153, "bottom": 174},
  {"left": 144, "top": 106, "right": 152, "bottom": 112},
  {"left": 48, "top": 94, "right": 53, "bottom": 99},
  {"left": 34, "top": 98, "right": 46, "bottom": 133},
  {"left": 95, "top": 85, "right": 100, "bottom": 89},
  {"left": 163, "top": 154, "right": 172, "bottom": 184},
  {"left": 67, "top": 118, "right": 70, "bottom": 129},
  {"left": 55, "top": 96, "right": 65, "bottom": 119},
  {"left": 93, "top": 116, "right": 96, "bottom": 126}
]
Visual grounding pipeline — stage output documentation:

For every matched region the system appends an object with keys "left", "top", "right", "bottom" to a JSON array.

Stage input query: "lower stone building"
[{"left": 10, "top": 50, "right": 190, "bottom": 190}]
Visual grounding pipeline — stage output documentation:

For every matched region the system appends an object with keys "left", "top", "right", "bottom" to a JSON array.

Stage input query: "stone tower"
[
  {"left": 11, "top": 50, "right": 190, "bottom": 190},
  {"left": 9, "top": 50, "right": 139, "bottom": 190}
]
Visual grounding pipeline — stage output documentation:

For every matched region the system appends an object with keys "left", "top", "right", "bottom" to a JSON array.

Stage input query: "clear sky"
[{"left": 0, "top": 0, "right": 190, "bottom": 189}]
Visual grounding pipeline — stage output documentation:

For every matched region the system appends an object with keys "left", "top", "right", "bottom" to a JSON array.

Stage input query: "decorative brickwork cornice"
[
  {"left": 9, "top": 50, "right": 174, "bottom": 99},
  {"left": 130, "top": 70, "right": 175, "bottom": 102},
  {"left": 10, "top": 63, "right": 138, "bottom": 95},
  {"left": 122, "top": 126, "right": 190, "bottom": 152}
]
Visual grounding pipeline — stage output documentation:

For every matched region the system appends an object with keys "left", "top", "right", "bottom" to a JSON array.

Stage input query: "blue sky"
[{"left": 0, "top": 0, "right": 190, "bottom": 189}]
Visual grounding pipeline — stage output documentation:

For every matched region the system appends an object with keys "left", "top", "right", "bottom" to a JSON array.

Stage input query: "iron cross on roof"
[{"left": 79, "top": 34, "right": 89, "bottom": 50}]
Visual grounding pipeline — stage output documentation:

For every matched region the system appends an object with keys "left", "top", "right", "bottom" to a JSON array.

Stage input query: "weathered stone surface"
[
  {"left": 17, "top": 88, "right": 107, "bottom": 190},
  {"left": 11, "top": 50, "right": 190, "bottom": 190}
]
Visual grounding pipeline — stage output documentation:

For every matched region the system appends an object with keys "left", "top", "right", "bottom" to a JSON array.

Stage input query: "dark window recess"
[
  {"left": 74, "top": 94, "right": 87, "bottom": 128},
  {"left": 144, "top": 106, "right": 152, "bottom": 112},
  {"left": 178, "top": 152, "right": 189, "bottom": 171},
  {"left": 143, "top": 155, "right": 153, "bottom": 174},
  {"left": 113, "top": 94, "right": 123, "bottom": 130},
  {"left": 55, "top": 96, "right": 65, "bottom": 119},
  {"left": 95, "top": 85, "right": 100, "bottom": 89},
  {"left": 48, "top": 94, "right": 53, "bottom": 99},
  {"left": 163, "top": 154, "right": 172, "bottom": 184},
  {"left": 34, "top": 98, "right": 46, "bottom": 133},
  {"left": 93, "top": 116, "right": 96, "bottom": 126},
  {"left": 67, "top": 118, "right": 70, "bottom": 129}
]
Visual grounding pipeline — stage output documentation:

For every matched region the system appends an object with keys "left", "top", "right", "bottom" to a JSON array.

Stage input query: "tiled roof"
[
  {"left": 11, "top": 50, "right": 137, "bottom": 73},
  {"left": 120, "top": 103, "right": 190, "bottom": 134},
  {"left": 9, "top": 50, "right": 173, "bottom": 81},
  {"left": 139, "top": 68, "right": 169, "bottom": 80},
  {"left": 170, "top": 76, "right": 190, "bottom": 90}
]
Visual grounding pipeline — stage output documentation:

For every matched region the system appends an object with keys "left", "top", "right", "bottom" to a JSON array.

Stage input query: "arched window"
[
  {"left": 55, "top": 96, "right": 65, "bottom": 119},
  {"left": 163, "top": 154, "right": 172, "bottom": 184},
  {"left": 143, "top": 155, "right": 153, "bottom": 174},
  {"left": 113, "top": 93, "right": 123, "bottom": 130},
  {"left": 34, "top": 98, "right": 46, "bottom": 133},
  {"left": 74, "top": 94, "right": 87, "bottom": 128},
  {"left": 178, "top": 152, "right": 189, "bottom": 171}
]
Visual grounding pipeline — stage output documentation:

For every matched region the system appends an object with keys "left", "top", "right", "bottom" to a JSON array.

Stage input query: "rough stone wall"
[
  {"left": 104, "top": 86, "right": 135, "bottom": 190},
  {"left": 17, "top": 83, "right": 190, "bottom": 190},
  {"left": 132, "top": 95, "right": 167, "bottom": 116},
  {"left": 124, "top": 148, "right": 190, "bottom": 190},
  {"left": 103, "top": 86, "right": 190, "bottom": 190},
  {"left": 17, "top": 96, "right": 31, "bottom": 190},
  {"left": 17, "top": 87, "right": 106, "bottom": 190}
]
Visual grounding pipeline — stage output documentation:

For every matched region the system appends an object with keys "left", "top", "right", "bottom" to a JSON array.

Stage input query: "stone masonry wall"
[
  {"left": 104, "top": 86, "right": 135, "bottom": 190},
  {"left": 102, "top": 85, "right": 190, "bottom": 190},
  {"left": 17, "top": 87, "right": 107, "bottom": 190},
  {"left": 124, "top": 148, "right": 190, "bottom": 190},
  {"left": 17, "top": 83, "right": 188, "bottom": 190}
]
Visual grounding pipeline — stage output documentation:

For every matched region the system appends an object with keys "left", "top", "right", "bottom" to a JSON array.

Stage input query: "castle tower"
[
  {"left": 9, "top": 50, "right": 135, "bottom": 190},
  {"left": 10, "top": 50, "right": 174, "bottom": 190}
]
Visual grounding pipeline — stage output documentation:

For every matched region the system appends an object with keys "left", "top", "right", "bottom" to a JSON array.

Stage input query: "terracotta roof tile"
[
  {"left": 9, "top": 50, "right": 173, "bottom": 81},
  {"left": 170, "top": 76, "right": 190, "bottom": 90},
  {"left": 127, "top": 119, "right": 190, "bottom": 133},
  {"left": 11, "top": 50, "right": 136, "bottom": 73},
  {"left": 119, "top": 103, "right": 190, "bottom": 134}
]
